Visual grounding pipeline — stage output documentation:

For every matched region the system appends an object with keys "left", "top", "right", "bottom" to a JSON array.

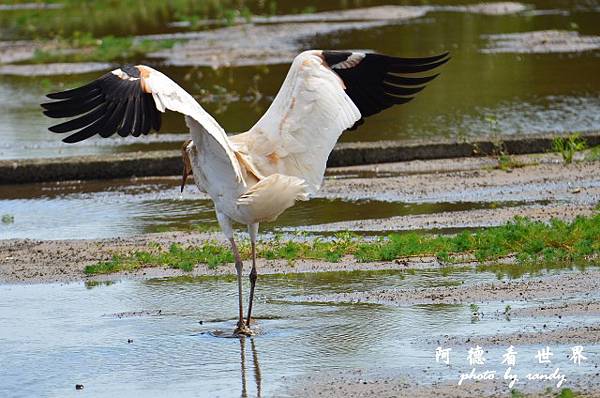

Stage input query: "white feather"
[
  {"left": 230, "top": 51, "right": 362, "bottom": 194},
  {"left": 138, "top": 65, "right": 244, "bottom": 183}
]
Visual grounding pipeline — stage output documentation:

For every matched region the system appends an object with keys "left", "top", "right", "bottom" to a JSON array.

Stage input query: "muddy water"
[
  {"left": 1, "top": 268, "right": 598, "bottom": 397},
  {"left": 1, "top": 1, "right": 600, "bottom": 160},
  {"left": 0, "top": 177, "right": 522, "bottom": 240}
]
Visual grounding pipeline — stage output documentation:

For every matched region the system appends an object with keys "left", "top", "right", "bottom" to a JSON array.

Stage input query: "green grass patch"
[
  {"left": 84, "top": 214, "right": 600, "bottom": 276},
  {"left": 584, "top": 145, "right": 600, "bottom": 162},
  {"left": 552, "top": 133, "right": 587, "bottom": 164},
  {"left": 496, "top": 154, "right": 528, "bottom": 171},
  {"left": 0, "top": 0, "right": 261, "bottom": 40},
  {"left": 32, "top": 35, "right": 178, "bottom": 63},
  {"left": 556, "top": 388, "right": 579, "bottom": 398}
]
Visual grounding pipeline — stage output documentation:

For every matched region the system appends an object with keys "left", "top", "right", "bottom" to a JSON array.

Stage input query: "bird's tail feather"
[{"left": 237, "top": 174, "right": 309, "bottom": 223}]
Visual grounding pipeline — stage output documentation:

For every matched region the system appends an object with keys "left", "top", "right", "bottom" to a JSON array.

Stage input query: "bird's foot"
[{"left": 234, "top": 322, "right": 254, "bottom": 337}]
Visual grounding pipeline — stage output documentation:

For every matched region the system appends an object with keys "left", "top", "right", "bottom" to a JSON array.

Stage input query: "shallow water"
[
  {"left": 1, "top": 0, "right": 599, "bottom": 160},
  {"left": 0, "top": 268, "right": 598, "bottom": 397},
  {"left": 0, "top": 177, "right": 524, "bottom": 240}
]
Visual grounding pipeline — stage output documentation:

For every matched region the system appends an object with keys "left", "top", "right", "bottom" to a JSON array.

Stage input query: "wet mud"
[
  {"left": 1, "top": 152, "right": 597, "bottom": 283},
  {"left": 483, "top": 30, "right": 600, "bottom": 54}
]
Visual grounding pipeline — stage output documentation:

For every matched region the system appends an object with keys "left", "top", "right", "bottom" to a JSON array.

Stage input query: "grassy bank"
[
  {"left": 1, "top": 0, "right": 249, "bottom": 40},
  {"left": 85, "top": 212, "right": 600, "bottom": 277},
  {"left": 1, "top": 0, "right": 260, "bottom": 64}
]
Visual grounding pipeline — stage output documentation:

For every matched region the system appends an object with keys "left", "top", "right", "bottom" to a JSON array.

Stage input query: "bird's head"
[{"left": 180, "top": 139, "right": 193, "bottom": 193}]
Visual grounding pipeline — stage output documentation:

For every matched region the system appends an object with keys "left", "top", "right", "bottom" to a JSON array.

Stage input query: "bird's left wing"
[
  {"left": 231, "top": 51, "right": 361, "bottom": 194},
  {"left": 42, "top": 64, "right": 243, "bottom": 181},
  {"left": 231, "top": 50, "right": 447, "bottom": 194}
]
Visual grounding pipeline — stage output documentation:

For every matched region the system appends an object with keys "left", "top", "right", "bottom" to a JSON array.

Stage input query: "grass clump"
[
  {"left": 354, "top": 215, "right": 599, "bottom": 269},
  {"left": 84, "top": 242, "right": 234, "bottom": 274},
  {"left": 552, "top": 133, "right": 587, "bottom": 164},
  {"left": 584, "top": 145, "right": 600, "bottom": 162},
  {"left": 259, "top": 233, "right": 356, "bottom": 263},
  {"left": 496, "top": 153, "right": 527, "bottom": 172},
  {"left": 84, "top": 214, "right": 600, "bottom": 276}
]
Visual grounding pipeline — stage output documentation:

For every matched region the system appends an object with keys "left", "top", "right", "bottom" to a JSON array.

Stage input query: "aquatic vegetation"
[
  {"left": 85, "top": 232, "right": 356, "bottom": 274},
  {"left": 510, "top": 389, "right": 526, "bottom": 398},
  {"left": 552, "top": 133, "right": 587, "bottom": 164},
  {"left": 469, "top": 303, "right": 481, "bottom": 321},
  {"left": 0, "top": 0, "right": 282, "bottom": 63},
  {"left": 0, "top": 0, "right": 260, "bottom": 40},
  {"left": 496, "top": 153, "right": 527, "bottom": 171},
  {"left": 85, "top": 213, "right": 600, "bottom": 276},
  {"left": 1, "top": 214, "right": 14, "bottom": 224},
  {"left": 31, "top": 35, "right": 178, "bottom": 63},
  {"left": 557, "top": 388, "right": 579, "bottom": 398},
  {"left": 584, "top": 145, "right": 600, "bottom": 162},
  {"left": 480, "top": 121, "right": 528, "bottom": 172}
]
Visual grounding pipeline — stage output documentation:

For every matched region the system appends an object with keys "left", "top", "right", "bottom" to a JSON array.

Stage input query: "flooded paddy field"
[
  {"left": 1, "top": 152, "right": 597, "bottom": 240},
  {"left": 1, "top": 0, "right": 600, "bottom": 159},
  {"left": 2, "top": 153, "right": 597, "bottom": 396},
  {"left": 1, "top": 1, "right": 600, "bottom": 397},
  {"left": 2, "top": 267, "right": 600, "bottom": 397}
]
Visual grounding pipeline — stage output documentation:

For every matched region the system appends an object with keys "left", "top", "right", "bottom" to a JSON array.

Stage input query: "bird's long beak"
[{"left": 181, "top": 140, "right": 193, "bottom": 193}]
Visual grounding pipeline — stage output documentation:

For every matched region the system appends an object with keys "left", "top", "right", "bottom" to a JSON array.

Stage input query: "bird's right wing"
[{"left": 42, "top": 64, "right": 243, "bottom": 182}]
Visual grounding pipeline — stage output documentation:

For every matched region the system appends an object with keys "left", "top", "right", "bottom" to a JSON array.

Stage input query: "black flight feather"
[{"left": 42, "top": 66, "right": 163, "bottom": 143}]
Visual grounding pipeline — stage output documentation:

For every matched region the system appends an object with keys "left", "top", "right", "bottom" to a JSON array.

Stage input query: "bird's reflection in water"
[{"left": 239, "top": 337, "right": 262, "bottom": 398}]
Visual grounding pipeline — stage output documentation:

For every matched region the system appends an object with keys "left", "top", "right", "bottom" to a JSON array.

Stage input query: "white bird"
[{"left": 43, "top": 50, "right": 448, "bottom": 335}]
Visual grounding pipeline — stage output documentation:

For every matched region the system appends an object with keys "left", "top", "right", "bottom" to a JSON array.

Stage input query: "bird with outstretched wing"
[{"left": 42, "top": 50, "right": 449, "bottom": 336}]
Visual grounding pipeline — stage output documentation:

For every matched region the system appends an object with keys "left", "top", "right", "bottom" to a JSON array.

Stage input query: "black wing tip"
[
  {"left": 42, "top": 109, "right": 60, "bottom": 118},
  {"left": 48, "top": 124, "right": 64, "bottom": 133},
  {"left": 46, "top": 89, "right": 74, "bottom": 99},
  {"left": 396, "top": 51, "right": 450, "bottom": 67},
  {"left": 46, "top": 90, "right": 71, "bottom": 100},
  {"left": 61, "top": 135, "right": 82, "bottom": 144},
  {"left": 389, "top": 56, "right": 450, "bottom": 74},
  {"left": 421, "top": 51, "right": 451, "bottom": 61}
]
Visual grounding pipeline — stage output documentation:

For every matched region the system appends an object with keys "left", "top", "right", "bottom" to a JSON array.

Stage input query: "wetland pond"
[
  {"left": 1, "top": 1, "right": 600, "bottom": 397},
  {"left": 1, "top": 0, "right": 600, "bottom": 160},
  {"left": 0, "top": 176, "right": 530, "bottom": 240},
  {"left": 1, "top": 268, "right": 599, "bottom": 397}
]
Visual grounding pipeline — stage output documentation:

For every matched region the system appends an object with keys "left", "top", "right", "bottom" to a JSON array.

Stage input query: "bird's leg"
[
  {"left": 245, "top": 243, "right": 257, "bottom": 326},
  {"left": 230, "top": 238, "right": 252, "bottom": 336},
  {"left": 216, "top": 211, "right": 252, "bottom": 336},
  {"left": 246, "top": 223, "right": 259, "bottom": 327}
]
